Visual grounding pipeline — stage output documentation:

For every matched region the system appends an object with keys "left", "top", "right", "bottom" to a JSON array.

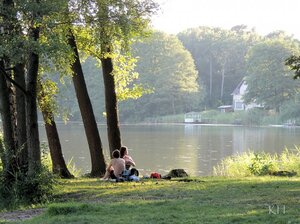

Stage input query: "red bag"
[{"left": 150, "top": 172, "right": 161, "bottom": 179}]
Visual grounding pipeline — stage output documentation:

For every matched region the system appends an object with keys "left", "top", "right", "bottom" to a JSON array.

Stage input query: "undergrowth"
[
  {"left": 214, "top": 146, "right": 300, "bottom": 177},
  {"left": 0, "top": 144, "right": 56, "bottom": 210}
]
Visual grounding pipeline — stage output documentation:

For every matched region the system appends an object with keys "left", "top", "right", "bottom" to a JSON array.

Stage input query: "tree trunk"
[
  {"left": 101, "top": 54, "right": 122, "bottom": 155},
  {"left": 42, "top": 111, "right": 74, "bottom": 178},
  {"left": 220, "top": 67, "right": 225, "bottom": 103},
  {"left": 68, "top": 31, "right": 106, "bottom": 177},
  {"left": 14, "top": 63, "right": 28, "bottom": 170},
  {"left": 209, "top": 55, "right": 212, "bottom": 100},
  {"left": 171, "top": 94, "right": 176, "bottom": 115},
  {"left": 0, "top": 60, "right": 16, "bottom": 180},
  {"left": 1, "top": 0, "right": 27, "bottom": 178},
  {"left": 2, "top": 0, "right": 28, "bottom": 171},
  {"left": 38, "top": 79, "right": 73, "bottom": 178},
  {"left": 26, "top": 27, "right": 41, "bottom": 177}
]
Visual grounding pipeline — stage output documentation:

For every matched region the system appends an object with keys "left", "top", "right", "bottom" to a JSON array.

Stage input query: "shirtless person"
[{"left": 102, "top": 149, "right": 125, "bottom": 180}]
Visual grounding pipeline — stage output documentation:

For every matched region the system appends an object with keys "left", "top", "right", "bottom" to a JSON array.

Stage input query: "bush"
[
  {"left": 213, "top": 149, "right": 300, "bottom": 177},
  {"left": 0, "top": 164, "right": 56, "bottom": 208},
  {"left": 279, "top": 146, "right": 300, "bottom": 173},
  {"left": 241, "top": 108, "right": 266, "bottom": 126},
  {"left": 262, "top": 114, "right": 281, "bottom": 125},
  {"left": 0, "top": 146, "right": 57, "bottom": 208},
  {"left": 0, "top": 134, "right": 57, "bottom": 209},
  {"left": 280, "top": 100, "right": 300, "bottom": 122},
  {"left": 201, "top": 110, "right": 235, "bottom": 124},
  {"left": 248, "top": 153, "right": 277, "bottom": 175},
  {"left": 214, "top": 151, "right": 254, "bottom": 177}
]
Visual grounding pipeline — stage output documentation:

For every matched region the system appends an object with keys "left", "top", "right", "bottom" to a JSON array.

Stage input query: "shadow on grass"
[
  {"left": 53, "top": 177, "right": 300, "bottom": 204},
  {"left": 19, "top": 177, "right": 300, "bottom": 224}
]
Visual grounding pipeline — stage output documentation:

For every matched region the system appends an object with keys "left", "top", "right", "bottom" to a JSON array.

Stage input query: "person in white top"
[
  {"left": 120, "top": 146, "right": 136, "bottom": 170},
  {"left": 102, "top": 149, "right": 125, "bottom": 180}
]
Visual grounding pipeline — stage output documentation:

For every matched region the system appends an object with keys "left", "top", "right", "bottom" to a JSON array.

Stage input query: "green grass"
[
  {"left": 3, "top": 176, "right": 300, "bottom": 223},
  {"left": 214, "top": 148, "right": 300, "bottom": 177},
  {"left": 144, "top": 113, "right": 185, "bottom": 123},
  {"left": 143, "top": 109, "right": 284, "bottom": 126}
]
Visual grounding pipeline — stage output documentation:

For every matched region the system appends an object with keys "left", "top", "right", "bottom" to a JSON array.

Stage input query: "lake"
[{"left": 39, "top": 123, "right": 300, "bottom": 176}]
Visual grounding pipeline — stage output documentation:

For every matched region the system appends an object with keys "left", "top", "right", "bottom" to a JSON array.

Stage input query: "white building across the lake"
[{"left": 231, "top": 80, "right": 263, "bottom": 112}]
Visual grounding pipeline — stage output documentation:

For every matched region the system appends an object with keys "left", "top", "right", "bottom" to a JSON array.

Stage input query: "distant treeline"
[{"left": 55, "top": 26, "right": 300, "bottom": 122}]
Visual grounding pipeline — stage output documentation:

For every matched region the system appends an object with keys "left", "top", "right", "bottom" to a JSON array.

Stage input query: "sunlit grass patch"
[
  {"left": 279, "top": 146, "right": 300, "bottom": 172},
  {"left": 214, "top": 146, "right": 300, "bottom": 177},
  {"left": 54, "top": 178, "right": 198, "bottom": 203},
  {"left": 3, "top": 176, "right": 297, "bottom": 223}
]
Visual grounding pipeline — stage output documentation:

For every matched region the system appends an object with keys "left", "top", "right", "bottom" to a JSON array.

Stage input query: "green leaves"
[
  {"left": 112, "top": 50, "right": 152, "bottom": 101},
  {"left": 38, "top": 78, "right": 59, "bottom": 124},
  {"left": 178, "top": 26, "right": 259, "bottom": 107},
  {"left": 77, "top": 0, "right": 158, "bottom": 57},
  {"left": 285, "top": 55, "right": 300, "bottom": 79},
  {"left": 118, "top": 31, "right": 201, "bottom": 118},
  {"left": 244, "top": 37, "right": 300, "bottom": 112}
]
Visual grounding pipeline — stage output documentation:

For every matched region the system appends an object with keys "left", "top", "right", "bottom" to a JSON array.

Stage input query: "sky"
[{"left": 151, "top": 0, "right": 300, "bottom": 39}]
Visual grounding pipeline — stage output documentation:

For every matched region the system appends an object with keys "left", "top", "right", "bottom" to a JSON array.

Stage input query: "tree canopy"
[
  {"left": 120, "top": 31, "right": 201, "bottom": 119},
  {"left": 178, "top": 26, "right": 260, "bottom": 108},
  {"left": 244, "top": 34, "right": 300, "bottom": 112}
]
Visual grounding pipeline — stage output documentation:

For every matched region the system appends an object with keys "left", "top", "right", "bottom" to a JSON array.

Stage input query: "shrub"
[
  {"left": 0, "top": 144, "right": 57, "bottom": 208},
  {"left": 212, "top": 150, "right": 300, "bottom": 177},
  {"left": 0, "top": 164, "right": 56, "bottom": 208},
  {"left": 201, "top": 110, "right": 235, "bottom": 124},
  {"left": 279, "top": 146, "right": 300, "bottom": 173},
  {"left": 248, "top": 153, "right": 277, "bottom": 175},
  {"left": 214, "top": 151, "right": 255, "bottom": 177},
  {"left": 262, "top": 114, "right": 281, "bottom": 125},
  {"left": 242, "top": 108, "right": 266, "bottom": 126}
]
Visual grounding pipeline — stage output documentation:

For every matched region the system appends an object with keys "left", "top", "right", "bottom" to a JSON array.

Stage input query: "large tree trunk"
[
  {"left": 68, "top": 31, "right": 106, "bottom": 177},
  {"left": 0, "top": 60, "right": 17, "bottom": 181},
  {"left": 42, "top": 111, "right": 74, "bottom": 178},
  {"left": 38, "top": 79, "right": 73, "bottom": 178},
  {"left": 1, "top": 0, "right": 18, "bottom": 179},
  {"left": 220, "top": 59, "right": 227, "bottom": 104},
  {"left": 209, "top": 55, "right": 213, "bottom": 101},
  {"left": 26, "top": 27, "right": 41, "bottom": 177},
  {"left": 2, "top": 0, "right": 28, "bottom": 172},
  {"left": 101, "top": 54, "right": 122, "bottom": 155},
  {"left": 14, "top": 63, "right": 28, "bottom": 170},
  {"left": 220, "top": 67, "right": 225, "bottom": 103}
]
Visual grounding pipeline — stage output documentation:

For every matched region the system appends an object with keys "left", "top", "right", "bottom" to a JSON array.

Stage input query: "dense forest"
[{"left": 55, "top": 26, "right": 300, "bottom": 123}]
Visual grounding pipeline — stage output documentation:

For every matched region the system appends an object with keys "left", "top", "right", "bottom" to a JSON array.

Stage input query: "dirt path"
[{"left": 0, "top": 208, "right": 45, "bottom": 222}]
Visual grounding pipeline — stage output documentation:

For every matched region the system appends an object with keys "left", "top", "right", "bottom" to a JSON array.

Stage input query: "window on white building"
[{"left": 235, "top": 102, "right": 244, "bottom": 109}]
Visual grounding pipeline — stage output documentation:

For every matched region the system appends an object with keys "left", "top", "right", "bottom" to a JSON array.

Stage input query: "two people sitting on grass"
[{"left": 102, "top": 146, "right": 138, "bottom": 181}]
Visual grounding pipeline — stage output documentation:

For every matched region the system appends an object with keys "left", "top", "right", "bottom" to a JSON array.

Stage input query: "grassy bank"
[
  {"left": 2, "top": 176, "right": 300, "bottom": 223},
  {"left": 143, "top": 109, "right": 289, "bottom": 126},
  {"left": 214, "top": 148, "right": 300, "bottom": 177}
]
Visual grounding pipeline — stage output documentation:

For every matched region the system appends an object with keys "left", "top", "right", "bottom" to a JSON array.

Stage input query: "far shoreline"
[{"left": 33, "top": 121, "right": 300, "bottom": 128}]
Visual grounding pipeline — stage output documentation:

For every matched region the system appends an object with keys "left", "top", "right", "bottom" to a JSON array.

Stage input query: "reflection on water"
[{"left": 39, "top": 124, "right": 300, "bottom": 176}]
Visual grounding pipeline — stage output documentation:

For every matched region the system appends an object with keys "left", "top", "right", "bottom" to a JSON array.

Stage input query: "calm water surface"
[{"left": 39, "top": 124, "right": 300, "bottom": 176}]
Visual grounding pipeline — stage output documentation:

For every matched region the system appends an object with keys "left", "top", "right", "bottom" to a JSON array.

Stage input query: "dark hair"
[
  {"left": 112, "top": 149, "right": 120, "bottom": 158},
  {"left": 120, "top": 146, "right": 128, "bottom": 158}
]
